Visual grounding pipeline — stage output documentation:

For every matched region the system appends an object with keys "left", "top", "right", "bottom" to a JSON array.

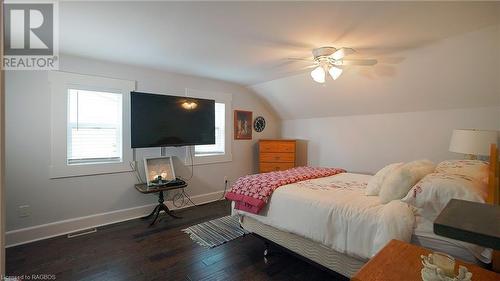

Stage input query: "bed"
[{"left": 231, "top": 144, "right": 499, "bottom": 278}]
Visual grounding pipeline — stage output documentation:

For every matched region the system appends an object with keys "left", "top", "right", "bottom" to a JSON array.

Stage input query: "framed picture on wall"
[
  {"left": 234, "top": 110, "right": 252, "bottom": 140},
  {"left": 144, "top": 156, "right": 176, "bottom": 187}
]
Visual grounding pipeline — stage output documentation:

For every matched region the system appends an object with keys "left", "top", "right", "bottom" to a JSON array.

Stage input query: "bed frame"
[
  {"left": 240, "top": 143, "right": 500, "bottom": 278},
  {"left": 487, "top": 144, "right": 500, "bottom": 272},
  {"left": 487, "top": 144, "right": 499, "bottom": 205}
]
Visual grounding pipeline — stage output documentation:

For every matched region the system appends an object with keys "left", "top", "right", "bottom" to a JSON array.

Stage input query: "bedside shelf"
[{"left": 433, "top": 199, "right": 500, "bottom": 250}]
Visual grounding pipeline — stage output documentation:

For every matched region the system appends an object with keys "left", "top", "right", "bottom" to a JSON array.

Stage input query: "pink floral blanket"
[{"left": 225, "top": 167, "right": 345, "bottom": 214}]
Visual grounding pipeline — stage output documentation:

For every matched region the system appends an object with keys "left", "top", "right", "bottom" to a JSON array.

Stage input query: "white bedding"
[{"left": 234, "top": 173, "right": 415, "bottom": 260}]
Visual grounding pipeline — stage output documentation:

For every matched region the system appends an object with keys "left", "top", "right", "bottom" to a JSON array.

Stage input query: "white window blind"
[
  {"left": 67, "top": 89, "right": 123, "bottom": 165},
  {"left": 195, "top": 102, "right": 225, "bottom": 156}
]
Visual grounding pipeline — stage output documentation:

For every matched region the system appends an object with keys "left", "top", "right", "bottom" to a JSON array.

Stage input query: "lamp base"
[{"left": 464, "top": 154, "right": 478, "bottom": 160}]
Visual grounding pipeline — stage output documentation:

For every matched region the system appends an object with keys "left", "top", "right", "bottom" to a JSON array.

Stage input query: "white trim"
[
  {"left": 184, "top": 88, "right": 233, "bottom": 166},
  {"left": 6, "top": 191, "right": 224, "bottom": 247},
  {"left": 49, "top": 71, "right": 136, "bottom": 178}
]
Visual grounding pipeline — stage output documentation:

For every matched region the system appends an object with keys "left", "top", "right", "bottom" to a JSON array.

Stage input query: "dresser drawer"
[
  {"left": 259, "top": 141, "right": 296, "bottom": 153},
  {"left": 260, "top": 162, "right": 295, "bottom": 173},
  {"left": 260, "top": 152, "right": 295, "bottom": 163}
]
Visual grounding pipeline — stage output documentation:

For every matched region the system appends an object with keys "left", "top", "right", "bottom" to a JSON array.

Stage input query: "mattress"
[
  {"left": 240, "top": 215, "right": 366, "bottom": 278},
  {"left": 234, "top": 173, "right": 415, "bottom": 260},
  {"left": 240, "top": 215, "right": 488, "bottom": 279},
  {"left": 234, "top": 171, "right": 490, "bottom": 269}
]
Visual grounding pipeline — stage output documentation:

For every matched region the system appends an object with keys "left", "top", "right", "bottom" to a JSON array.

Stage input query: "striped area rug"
[{"left": 182, "top": 215, "right": 248, "bottom": 248}]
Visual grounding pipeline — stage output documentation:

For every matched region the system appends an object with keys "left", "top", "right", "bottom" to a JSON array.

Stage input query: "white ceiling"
[
  {"left": 60, "top": 2, "right": 500, "bottom": 119},
  {"left": 60, "top": 1, "right": 500, "bottom": 86}
]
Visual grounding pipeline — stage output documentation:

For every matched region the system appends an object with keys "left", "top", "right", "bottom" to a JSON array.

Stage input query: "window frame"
[
  {"left": 193, "top": 102, "right": 226, "bottom": 156},
  {"left": 49, "top": 71, "right": 135, "bottom": 178},
  {"left": 184, "top": 89, "right": 232, "bottom": 166},
  {"left": 67, "top": 89, "right": 123, "bottom": 165}
]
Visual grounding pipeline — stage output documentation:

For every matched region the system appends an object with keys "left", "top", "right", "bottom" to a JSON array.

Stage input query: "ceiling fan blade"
[
  {"left": 341, "top": 59, "right": 378, "bottom": 66},
  {"left": 300, "top": 64, "right": 318, "bottom": 70},
  {"left": 330, "top": 48, "right": 355, "bottom": 60},
  {"left": 287, "top": 57, "right": 313, "bottom": 62},
  {"left": 277, "top": 64, "right": 318, "bottom": 76}
]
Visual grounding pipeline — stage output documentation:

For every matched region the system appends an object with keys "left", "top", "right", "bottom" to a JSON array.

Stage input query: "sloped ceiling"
[
  {"left": 251, "top": 24, "right": 500, "bottom": 119},
  {"left": 59, "top": 1, "right": 500, "bottom": 119}
]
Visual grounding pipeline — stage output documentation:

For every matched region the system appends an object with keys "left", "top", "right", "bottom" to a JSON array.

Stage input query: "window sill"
[{"left": 50, "top": 162, "right": 133, "bottom": 179}]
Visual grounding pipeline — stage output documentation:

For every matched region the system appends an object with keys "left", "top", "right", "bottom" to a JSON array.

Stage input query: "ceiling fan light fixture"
[
  {"left": 332, "top": 60, "right": 343, "bottom": 66},
  {"left": 328, "top": 66, "right": 343, "bottom": 80},
  {"left": 311, "top": 66, "right": 326, "bottom": 83}
]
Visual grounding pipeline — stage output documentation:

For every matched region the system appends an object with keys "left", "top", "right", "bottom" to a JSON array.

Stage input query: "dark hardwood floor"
[{"left": 7, "top": 200, "right": 343, "bottom": 281}]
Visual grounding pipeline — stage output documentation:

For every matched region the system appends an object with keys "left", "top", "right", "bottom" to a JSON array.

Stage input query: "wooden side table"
[
  {"left": 351, "top": 239, "right": 500, "bottom": 281},
  {"left": 135, "top": 182, "right": 187, "bottom": 226}
]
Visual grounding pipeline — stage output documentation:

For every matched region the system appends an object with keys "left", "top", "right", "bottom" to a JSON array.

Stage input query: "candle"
[{"left": 432, "top": 252, "right": 455, "bottom": 277}]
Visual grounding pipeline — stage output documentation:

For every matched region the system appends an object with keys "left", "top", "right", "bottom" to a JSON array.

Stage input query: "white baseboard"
[{"left": 6, "top": 191, "right": 225, "bottom": 247}]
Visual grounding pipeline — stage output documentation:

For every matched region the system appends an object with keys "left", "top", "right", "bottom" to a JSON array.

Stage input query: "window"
[
  {"left": 194, "top": 102, "right": 225, "bottom": 156},
  {"left": 185, "top": 89, "right": 232, "bottom": 165},
  {"left": 49, "top": 71, "right": 135, "bottom": 178},
  {"left": 67, "top": 89, "right": 123, "bottom": 165}
]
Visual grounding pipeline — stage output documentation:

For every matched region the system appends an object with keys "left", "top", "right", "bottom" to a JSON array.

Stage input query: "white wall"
[
  {"left": 282, "top": 106, "right": 500, "bottom": 174},
  {"left": 5, "top": 55, "right": 280, "bottom": 234}
]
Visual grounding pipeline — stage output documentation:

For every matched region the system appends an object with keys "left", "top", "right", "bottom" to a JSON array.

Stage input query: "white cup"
[{"left": 432, "top": 252, "right": 455, "bottom": 277}]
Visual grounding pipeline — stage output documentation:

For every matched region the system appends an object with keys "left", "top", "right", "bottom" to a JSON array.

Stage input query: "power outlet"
[{"left": 18, "top": 205, "right": 31, "bottom": 217}]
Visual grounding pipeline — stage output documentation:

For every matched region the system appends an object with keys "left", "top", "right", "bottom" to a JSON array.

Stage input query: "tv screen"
[{"left": 131, "top": 92, "right": 215, "bottom": 148}]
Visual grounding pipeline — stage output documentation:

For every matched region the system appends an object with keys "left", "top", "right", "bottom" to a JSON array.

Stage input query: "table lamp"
[{"left": 449, "top": 129, "right": 498, "bottom": 159}]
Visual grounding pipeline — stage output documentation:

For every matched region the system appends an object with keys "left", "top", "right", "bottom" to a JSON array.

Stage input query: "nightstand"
[
  {"left": 351, "top": 239, "right": 499, "bottom": 281},
  {"left": 135, "top": 181, "right": 187, "bottom": 226}
]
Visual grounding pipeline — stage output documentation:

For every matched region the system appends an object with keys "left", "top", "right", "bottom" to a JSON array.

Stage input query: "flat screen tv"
[{"left": 131, "top": 92, "right": 215, "bottom": 148}]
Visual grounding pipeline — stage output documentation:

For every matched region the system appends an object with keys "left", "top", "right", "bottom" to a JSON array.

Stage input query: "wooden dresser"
[{"left": 259, "top": 139, "right": 296, "bottom": 173}]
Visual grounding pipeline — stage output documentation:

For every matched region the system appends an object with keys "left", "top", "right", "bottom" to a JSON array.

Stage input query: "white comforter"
[{"left": 234, "top": 173, "right": 415, "bottom": 260}]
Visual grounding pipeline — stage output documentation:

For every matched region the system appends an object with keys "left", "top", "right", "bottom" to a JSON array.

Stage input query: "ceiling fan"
[{"left": 291, "top": 47, "right": 378, "bottom": 83}]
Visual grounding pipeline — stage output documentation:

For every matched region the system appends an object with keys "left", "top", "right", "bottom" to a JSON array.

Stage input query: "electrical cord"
[
  {"left": 129, "top": 161, "right": 145, "bottom": 184},
  {"left": 180, "top": 146, "right": 194, "bottom": 181},
  {"left": 218, "top": 179, "right": 229, "bottom": 200},
  {"left": 170, "top": 146, "right": 229, "bottom": 208},
  {"left": 173, "top": 146, "right": 198, "bottom": 207},
  {"left": 172, "top": 191, "right": 186, "bottom": 208},
  {"left": 182, "top": 189, "right": 199, "bottom": 207}
]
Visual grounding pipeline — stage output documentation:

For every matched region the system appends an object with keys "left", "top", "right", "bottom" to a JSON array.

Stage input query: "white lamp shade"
[
  {"left": 449, "top": 129, "right": 498, "bottom": 156},
  {"left": 328, "top": 66, "right": 343, "bottom": 80},
  {"left": 310, "top": 66, "right": 325, "bottom": 83}
]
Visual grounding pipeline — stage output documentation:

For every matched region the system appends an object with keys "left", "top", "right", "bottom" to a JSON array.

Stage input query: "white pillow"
[
  {"left": 401, "top": 173, "right": 487, "bottom": 221},
  {"left": 365, "top": 162, "right": 404, "bottom": 196},
  {"left": 435, "top": 160, "right": 489, "bottom": 184},
  {"left": 379, "top": 159, "right": 436, "bottom": 204}
]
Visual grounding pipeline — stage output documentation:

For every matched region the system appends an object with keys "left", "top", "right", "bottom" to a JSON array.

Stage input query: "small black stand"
[
  {"left": 434, "top": 199, "right": 500, "bottom": 249},
  {"left": 135, "top": 182, "right": 187, "bottom": 226}
]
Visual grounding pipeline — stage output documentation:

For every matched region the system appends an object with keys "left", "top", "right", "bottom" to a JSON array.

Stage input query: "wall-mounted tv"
[{"left": 131, "top": 91, "right": 215, "bottom": 148}]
